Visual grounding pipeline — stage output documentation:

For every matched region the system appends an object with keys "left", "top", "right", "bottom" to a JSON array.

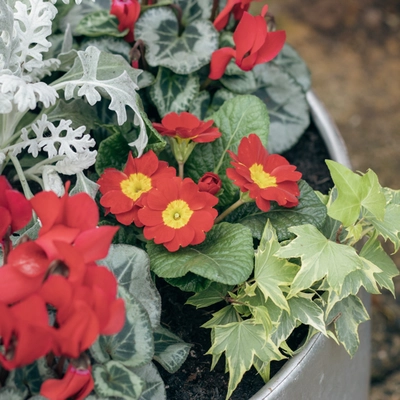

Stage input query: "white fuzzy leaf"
[{"left": 0, "top": 0, "right": 20, "bottom": 73}]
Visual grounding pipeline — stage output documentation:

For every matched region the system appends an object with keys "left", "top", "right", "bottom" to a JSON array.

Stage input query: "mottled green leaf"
[
  {"left": 176, "top": 0, "right": 213, "bottom": 25},
  {"left": 0, "top": 387, "right": 28, "bottom": 400},
  {"left": 75, "top": 10, "right": 127, "bottom": 37},
  {"left": 132, "top": 362, "right": 166, "bottom": 400}
]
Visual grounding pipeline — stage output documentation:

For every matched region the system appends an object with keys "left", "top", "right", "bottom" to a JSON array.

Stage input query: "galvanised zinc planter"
[{"left": 250, "top": 91, "right": 371, "bottom": 400}]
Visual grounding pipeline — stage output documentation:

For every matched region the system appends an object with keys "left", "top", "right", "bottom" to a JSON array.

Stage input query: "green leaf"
[
  {"left": 135, "top": 7, "right": 218, "bottom": 74},
  {"left": 186, "top": 282, "right": 232, "bottom": 308},
  {"left": 276, "top": 224, "right": 363, "bottom": 296},
  {"left": 185, "top": 95, "right": 269, "bottom": 207},
  {"left": 75, "top": 10, "right": 127, "bottom": 37},
  {"left": 359, "top": 235, "right": 399, "bottom": 295},
  {"left": 326, "top": 161, "right": 386, "bottom": 226},
  {"left": 90, "top": 288, "right": 154, "bottom": 368},
  {"left": 254, "top": 222, "right": 298, "bottom": 311},
  {"left": 100, "top": 244, "right": 161, "bottom": 328},
  {"left": 327, "top": 295, "right": 369, "bottom": 357},
  {"left": 153, "top": 325, "right": 191, "bottom": 373},
  {"left": 165, "top": 273, "right": 212, "bottom": 292},
  {"left": 252, "top": 60, "right": 309, "bottom": 154},
  {"left": 132, "top": 363, "right": 166, "bottom": 400},
  {"left": 93, "top": 361, "right": 145, "bottom": 400},
  {"left": 207, "top": 320, "right": 284, "bottom": 399},
  {"left": 147, "top": 222, "right": 254, "bottom": 285},
  {"left": 228, "top": 180, "right": 327, "bottom": 241},
  {"left": 149, "top": 67, "right": 199, "bottom": 117},
  {"left": 176, "top": 0, "right": 213, "bottom": 25}
]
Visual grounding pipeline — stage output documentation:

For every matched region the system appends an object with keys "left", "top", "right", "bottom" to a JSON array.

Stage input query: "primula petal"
[
  {"left": 209, "top": 47, "right": 236, "bottom": 80},
  {"left": 144, "top": 224, "right": 176, "bottom": 244},
  {"left": 124, "top": 150, "right": 158, "bottom": 177},
  {"left": 98, "top": 169, "right": 126, "bottom": 193},
  {"left": 116, "top": 206, "right": 141, "bottom": 226},
  {"left": 100, "top": 190, "right": 134, "bottom": 214}
]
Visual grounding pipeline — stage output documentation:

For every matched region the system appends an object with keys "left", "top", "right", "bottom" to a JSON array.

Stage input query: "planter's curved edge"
[{"left": 250, "top": 90, "right": 371, "bottom": 400}]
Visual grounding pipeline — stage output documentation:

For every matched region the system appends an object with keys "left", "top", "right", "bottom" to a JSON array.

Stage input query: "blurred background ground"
[{"left": 263, "top": 1, "right": 400, "bottom": 398}]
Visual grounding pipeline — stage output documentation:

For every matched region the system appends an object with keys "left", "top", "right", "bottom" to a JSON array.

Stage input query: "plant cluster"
[{"left": 0, "top": 0, "right": 399, "bottom": 399}]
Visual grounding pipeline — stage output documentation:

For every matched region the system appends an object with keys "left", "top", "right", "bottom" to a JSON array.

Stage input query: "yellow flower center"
[
  {"left": 249, "top": 164, "right": 277, "bottom": 189},
  {"left": 162, "top": 200, "right": 193, "bottom": 229},
  {"left": 120, "top": 173, "right": 152, "bottom": 201}
]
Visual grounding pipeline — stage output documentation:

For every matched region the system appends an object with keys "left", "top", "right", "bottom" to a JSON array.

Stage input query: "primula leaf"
[
  {"left": 75, "top": 10, "right": 127, "bottom": 37},
  {"left": 185, "top": 95, "right": 269, "bottom": 207},
  {"left": 252, "top": 60, "right": 309, "bottom": 154},
  {"left": 100, "top": 244, "right": 161, "bottom": 328},
  {"left": 228, "top": 180, "right": 327, "bottom": 241},
  {"left": 147, "top": 222, "right": 254, "bottom": 285},
  {"left": 276, "top": 224, "right": 363, "bottom": 296},
  {"left": 149, "top": 67, "right": 200, "bottom": 117},
  {"left": 254, "top": 222, "right": 299, "bottom": 311},
  {"left": 207, "top": 320, "right": 284, "bottom": 399},
  {"left": 90, "top": 288, "right": 154, "bottom": 368},
  {"left": 134, "top": 7, "right": 218, "bottom": 74},
  {"left": 186, "top": 282, "right": 232, "bottom": 308},
  {"left": 131, "top": 363, "right": 166, "bottom": 400},
  {"left": 93, "top": 361, "right": 144, "bottom": 400},
  {"left": 176, "top": 0, "right": 213, "bottom": 25},
  {"left": 153, "top": 325, "right": 191, "bottom": 373},
  {"left": 327, "top": 295, "right": 369, "bottom": 357},
  {"left": 326, "top": 161, "right": 386, "bottom": 226}
]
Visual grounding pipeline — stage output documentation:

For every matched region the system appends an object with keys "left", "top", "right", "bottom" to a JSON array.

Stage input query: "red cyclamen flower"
[
  {"left": 0, "top": 176, "right": 32, "bottom": 240},
  {"left": 213, "top": 0, "right": 258, "bottom": 31},
  {"left": 110, "top": 0, "right": 140, "bottom": 42},
  {"left": 98, "top": 151, "right": 176, "bottom": 226},
  {"left": 209, "top": 5, "right": 286, "bottom": 80},
  {"left": 138, "top": 177, "right": 218, "bottom": 252},
  {"left": 152, "top": 112, "right": 221, "bottom": 143},
  {"left": 226, "top": 134, "right": 302, "bottom": 211},
  {"left": 198, "top": 172, "right": 222, "bottom": 195}
]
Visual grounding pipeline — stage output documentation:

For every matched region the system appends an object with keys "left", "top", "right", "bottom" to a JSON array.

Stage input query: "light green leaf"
[
  {"left": 327, "top": 295, "right": 370, "bottom": 357},
  {"left": 277, "top": 224, "right": 363, "bottom": 296},
  {"left": 228, "top": 180, "right": 327, "bottom": 241},
  {"left": 326, "top": 161, "right": 386, "bottom": 226},
  {"left": 147, "top": 223, "right": 254, "bottom": 285},
  {"left": 100, "top": 244, "right": 161, "bottom": 328},
  {"left": 149, "top": 67, "right": 199, "bottom": 117},
  {"left": 201, "top": 305, "right": 240, "bottom": 329},
  {"left": 254, "top": 221, "right": 298, "bottom": 311},
  {"left": 132, "top": 362, "right": 166, "bottom": 400},
  {"left": 186, "top": 282, "right": 232, "bottom": 308},
  {"left": 75, "top": 10, "right": 127, "bottom": 37},
  {"left": 135, "top": 7, "right": 218, "bottom": 74},
  {"left": 207, "top": 320, "right": 284, "bottom": 399},
  {"left": 90, "top": 288, "right": 154, "bottom": 368},
  {"left": 51, "top": 46, "right": 147, "bottom": 154},
  {"left": 153, "top": 325, "right": 191, "bottom": 373},
  {"left": 93, "top": 361, "right": 144, "bottom": 400},
  {"left": 70, "top": 171, "right": 99, "bottom": 198},
  {"left": 185, "top": 95, "right": 269, "bottom": 207}
]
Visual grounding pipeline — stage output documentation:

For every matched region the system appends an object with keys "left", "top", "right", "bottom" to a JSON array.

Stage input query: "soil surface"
[
  {"left": 157, "top": 124, "right": 332, "bottom": 399},
  {"left": 260, "top": 1, "right": 400, "bottom": 398}
]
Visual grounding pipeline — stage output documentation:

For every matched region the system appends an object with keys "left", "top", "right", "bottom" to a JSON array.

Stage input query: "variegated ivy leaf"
[
  {"left": 135, "top": 7, "right": 218, "bottom": 74},
  {"left": 326, "top": 294, "right": 369, "bottom": 357},
  {"left": 51, "top": 46, "right": 148, "bottom": 155},
  {"left": 147, "top": 222, "right": 254, "bottom": 285},
  {"left": 153, "top": 325, "right": 191, "bottom": 373},
  {"left": 175, "top": 0, "right": 213, "bottom": 26},
  {"left": 149, "top": 67, "right": 199, "bottom": 117},
  {"left": 131, "top": 362, "right": 166, "bottom": 400},
  {"left": 254, "top": 221, "right": 299, "bottom": 312},
  {"left": 93, "top": 361, "right": 145, "bottom": 400},
  {"left": 75, "top": 10, "right": 127, "bottom": 37},
  {"left": 277, "top": 224, "right": 363, "bottom": 296},
  {"left": 326, "top": 161, "right": 386, "bottom": 227},
  {"left": 185, "top": 95, "right": 269, "bottom": 207},
  {"left": 207, "top": 320, "right": 284, "bottom": 399}
]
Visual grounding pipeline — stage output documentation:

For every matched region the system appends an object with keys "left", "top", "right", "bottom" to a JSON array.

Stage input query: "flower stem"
[
  {"left": 215, "top": 198, "right": 244, "bottom": 223},
  {"left": 200, "top": 77, "right": 212, "bottom": 91},
  {"left": 9, "top": 154, "right": 33, "bottom": 199},
  {"left": 178, "top": 162, "right": 184, "bottom": 179}
]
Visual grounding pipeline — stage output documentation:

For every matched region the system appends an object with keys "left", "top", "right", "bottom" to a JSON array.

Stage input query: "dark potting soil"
[{"left": 156, "top": 122, "right": 334, "bottom": 400}]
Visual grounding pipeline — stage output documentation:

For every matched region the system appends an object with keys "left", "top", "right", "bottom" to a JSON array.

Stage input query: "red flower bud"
[{"left": 198, "top": 172, "right": 222, "bottom": 195}]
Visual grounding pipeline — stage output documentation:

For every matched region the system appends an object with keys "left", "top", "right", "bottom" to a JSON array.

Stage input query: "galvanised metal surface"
[{"left": 250, "top": 91, "right": 371, "bottom": 400}]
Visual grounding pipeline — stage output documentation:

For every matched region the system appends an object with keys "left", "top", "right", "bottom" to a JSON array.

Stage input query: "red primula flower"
[
  {"left": 213, "top": 0, "right": 258, "bottom": 31},
  {"left": 138, "top": 177, "right": 218, "bottom": 252},
  {"left": 198, "top": 172, "right": 222, "bottom": 195},
  {"left": 40, "top": 362, "right": 94, "bottom": 400},
  {"left": 209, "top": 5, "right": 286, "bottom": 80},
  {"left": 97, "top": 151, "right": 176, "bottom": 226},
  {"left": 0, "top": 176, "right": 32, "bottom": 240},
  {"left": 152, "top": 112, "right": 221, "bottom": 143},
  {"left": 110, "top": 0, "right": 140, "bottom": 42},
  {"left": 226, "top": 134, "right": 302, "bottom": 211}
]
